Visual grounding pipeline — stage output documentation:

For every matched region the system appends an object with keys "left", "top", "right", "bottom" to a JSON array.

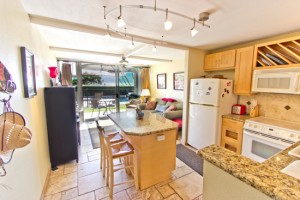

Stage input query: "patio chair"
[
  {"left": 106, "top": 100, "right": 116, "bottom": 113},
  {"left": 94, "top": 92, "right": 103, "bottom": 100},
  {"left": 91, "top": 99, "right": 106, "bottom": 117}
]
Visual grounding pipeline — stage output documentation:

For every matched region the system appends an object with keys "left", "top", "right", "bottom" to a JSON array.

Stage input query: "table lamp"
[{"left": 140, "top": 89, "right": 150, "bottom": 103}]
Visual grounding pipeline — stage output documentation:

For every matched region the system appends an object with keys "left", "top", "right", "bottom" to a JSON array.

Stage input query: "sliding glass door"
[{"left": 79, "top": 64, "right": 137, "bottom": 120}]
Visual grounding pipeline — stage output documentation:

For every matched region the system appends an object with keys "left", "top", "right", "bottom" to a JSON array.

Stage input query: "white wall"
[
  {"left": 150, "top": 56, "right": 185, "bottom": 101},
  {"left": 0, "top": 0, "right": 56, "bottom": 199}
]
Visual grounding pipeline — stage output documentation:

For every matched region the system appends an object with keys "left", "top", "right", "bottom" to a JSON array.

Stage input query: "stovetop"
[{"left": 244, "top": 116, "right": 300, "bottom": 142}]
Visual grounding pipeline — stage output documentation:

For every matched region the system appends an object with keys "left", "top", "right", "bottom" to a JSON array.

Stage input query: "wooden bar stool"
[
  {"left": 102, "top": 131, "right": 138, "bottom": 197},
  {"left": 95, "top": 121, "right": 123, "bottom": 175}
]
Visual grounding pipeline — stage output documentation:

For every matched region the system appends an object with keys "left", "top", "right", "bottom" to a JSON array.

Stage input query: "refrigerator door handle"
[{"left": 189, "top": 102, "right": 217, "bottom": 107}]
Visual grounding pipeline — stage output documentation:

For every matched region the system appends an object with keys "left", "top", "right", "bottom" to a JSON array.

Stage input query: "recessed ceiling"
[{"left": 20, "top": 0, "right": 300, "bottom": 64}]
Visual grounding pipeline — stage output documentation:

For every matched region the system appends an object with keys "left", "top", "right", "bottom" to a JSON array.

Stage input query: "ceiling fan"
[{"left": 119, "top": 56, "right": 129, "bottom": 65}]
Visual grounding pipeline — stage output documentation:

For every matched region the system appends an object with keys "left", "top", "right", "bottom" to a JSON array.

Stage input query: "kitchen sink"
[{"left": 281, "top": 160, "right": 300, "bottom": 180}]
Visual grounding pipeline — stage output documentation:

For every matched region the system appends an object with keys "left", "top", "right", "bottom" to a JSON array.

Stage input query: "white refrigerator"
[{"left": 187, "top": 78, "right": 237, "bottom": 150}]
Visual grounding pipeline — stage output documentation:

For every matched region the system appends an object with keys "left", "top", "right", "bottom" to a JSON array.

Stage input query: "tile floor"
[{"left": 43, "top": 122, "right": 203, "bottom": 200}]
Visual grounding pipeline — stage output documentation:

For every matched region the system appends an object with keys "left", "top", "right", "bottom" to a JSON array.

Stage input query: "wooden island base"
[{"left": 122, "top": 129, "right": 177, "bottom": 189}]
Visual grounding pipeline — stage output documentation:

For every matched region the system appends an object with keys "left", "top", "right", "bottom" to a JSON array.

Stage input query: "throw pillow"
[
  {"left": 165, "top": 105, "right": 177, "bottom": 112},
  {"left": 162, "top": 98, "right": 177, "bottom": 102},
  {"left": 155, "top": 98, "right": 167, "bottom": 105},
  {"left": 155, "top": 104, "right": 169, "bottom": 112},
  {"left": 144, "top": 101, "right": 157, "bottom": 110},
  {"left": 166, "top": 101, "right": 183, "bottom": 110}
]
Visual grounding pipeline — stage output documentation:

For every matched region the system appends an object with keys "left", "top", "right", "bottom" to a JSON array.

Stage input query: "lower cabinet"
[{"left": 221, "top": 118, "right": 244, "bottom": 154}]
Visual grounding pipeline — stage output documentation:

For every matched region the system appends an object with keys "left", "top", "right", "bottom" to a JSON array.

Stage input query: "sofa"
[{"left": 138, "top": 98, "right": 183, "bottom": 128}]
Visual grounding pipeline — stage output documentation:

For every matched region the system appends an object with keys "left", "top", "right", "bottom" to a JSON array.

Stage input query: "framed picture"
[
  {"left": 157, "top": 73, "right": 166, "bottom": 89},
  {"left": 173, "top": 72, "right": 184, "bottom": 90},
  {"left": 20, "top": 47, "right": 37, "bottom": 98}
]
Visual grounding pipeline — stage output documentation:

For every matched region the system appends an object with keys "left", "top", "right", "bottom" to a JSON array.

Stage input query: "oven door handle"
[{"left": 243, "top": 129, "right": 293, "bottom": 148}]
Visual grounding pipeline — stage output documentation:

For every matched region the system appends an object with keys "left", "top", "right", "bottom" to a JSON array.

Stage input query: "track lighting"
[
  {"left": 164, "top": 8, "right": 172, "bottom": 30},
  {"left": 104, "top": 25, "right": 111, "bottom": 39},
  {"left": 152, "top": 41, "right": 157, "bottom": 52},
  {"left": 117, "top": 5, "right": 126, "bottom": 27},
  {"left": 129, "top": 36, "right": 135, "bottom": 49},
  {"left": 191, "top": 18, "right": 198, "bottom": 37}
]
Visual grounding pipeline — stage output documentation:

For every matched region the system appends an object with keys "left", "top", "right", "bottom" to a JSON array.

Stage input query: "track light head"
[
  {"left": 191, "top": 28, "right": 198, "bottom": 37},
  {"left": 164, "top": 8, "right": 172, "bottom": 30},
  {"left": 117, "top": 17, "right": 126, "bottom": 27}
]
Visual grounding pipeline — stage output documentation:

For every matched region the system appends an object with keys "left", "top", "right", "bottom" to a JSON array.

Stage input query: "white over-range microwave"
[{"left": 252, "top": 67, "right": 300, "bottom": 94}]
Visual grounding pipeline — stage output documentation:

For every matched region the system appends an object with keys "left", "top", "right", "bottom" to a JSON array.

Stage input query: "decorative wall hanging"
[
  {"left": 0, "top": 61, "right": 16, "bottom": 93},
  {"left": 20, "top": 47, "right": 37, "bottom": 98},
  {"left": 157, "top": 73, "right": 166, "bottom": 89},
  {"left": 0, "top": 96, "right": 32, "bottom": 176},
  {"left": 173, "top": 72, "right": 184, "bottom": 90}
]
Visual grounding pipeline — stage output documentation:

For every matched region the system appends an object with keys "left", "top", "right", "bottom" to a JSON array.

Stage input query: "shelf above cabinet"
[{"left": 254, "top": 36, "right": 300, "bottom": 70}]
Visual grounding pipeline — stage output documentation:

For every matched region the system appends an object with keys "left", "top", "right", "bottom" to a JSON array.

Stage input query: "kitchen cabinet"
[
  {"left": 204, "top": 49, "right": 236, "bottom": 71},
  {"left": 253, "top": 36, "right": 300, "bottom": 70},
  {"left": 234, "top": 46, "right": 254, "bottom": 95},
  {"left": 221, "top": 118, "right": 244, "bottom": 154}
]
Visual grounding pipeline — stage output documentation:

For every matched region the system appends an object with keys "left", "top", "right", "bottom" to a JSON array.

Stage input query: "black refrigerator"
[{"left": 44, "top": 87, "right": 78, "bottom": 168}]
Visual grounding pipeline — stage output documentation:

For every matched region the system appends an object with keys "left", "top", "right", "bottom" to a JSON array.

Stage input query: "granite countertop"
[
  {"left": 198, "top": 143, "right": 300, "bottom": 200},
  {"left": 222, "top": 113, "right": 253, "bottom": 122},
  {"left": 108, "top": 109, "right": 178, "bottom": 136}
]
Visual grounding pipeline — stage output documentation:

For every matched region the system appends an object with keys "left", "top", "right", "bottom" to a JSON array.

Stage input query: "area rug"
[
  {"left": 88, "top": 122, "right": 118, "bottom": 149},
  {"left": 176, "top": 144, "right": 203, "bottom": 176}
]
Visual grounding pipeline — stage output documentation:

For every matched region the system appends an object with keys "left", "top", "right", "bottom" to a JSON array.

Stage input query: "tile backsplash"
[{"left": 239, "top": 93, "right": 300, "bottom": 123}]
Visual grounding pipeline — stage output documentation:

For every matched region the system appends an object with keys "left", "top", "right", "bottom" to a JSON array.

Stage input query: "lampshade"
[{"left": 140, "top": 89, "right": 150, "bottom": 97}]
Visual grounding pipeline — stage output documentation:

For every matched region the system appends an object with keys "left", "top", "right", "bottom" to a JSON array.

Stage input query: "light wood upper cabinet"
[
  {"left": 234, "top": 46, "right": 254, "bottom": 95},
  {"left": 204, "top": 49, "right": 236, "bottom": 71},
  {"left": 219, "top": 50, "right": 236, "bottom": 69}
]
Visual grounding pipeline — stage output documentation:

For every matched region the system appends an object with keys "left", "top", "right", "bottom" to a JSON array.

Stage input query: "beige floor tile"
[
  {"left": 78, "top": 160, "right": 100, "bottom": 177},
  {"left": 88, "top": 154, "right": 100, "bottom": 162},
  {"left": 126, "top": 186, "right": 163, "bottom": 200},
  {"left": 50, "top": 165, "right": 65, "bottom": 178},
  {"left": 64, "top": 165, "right": 78, "bottom": 175},
  {"left": 193, "top": 195, "right": 202, "bottom": 200},
  {"left": 70, "top": 192, "right": 95, "bottom": 200},
  {"left": 78, "top": 153, "right": 89, "bottom": 164},
  {"left": 87, "top": 150, "right": 99, "bottom": 157},
  {"left": 169, "top": 172, "right": 203, "bottom": 200},
  {"left": 79, "top": 144, "right": 94, "bottom": 154},
  {"left": 78, "top": 172, "right": 106, "bottom": 195},
  {"left": 172, "top": 165, "right": 193, "bottom": 178},
  {"left": 95, "top": 182, "right": 133, "bottom": 200},
  {"left": 155, "top": 174, "right": 177, "bottom": 188},
  {"left": 65, "top": 161, "right": 77, "bottom": 167},
  {"left": 164, "top": 193, "right": 182, "bottom": 200},
  {"left": 44, "top": 192, "right": 62, "bottom": 200},
  {"left": 157, "top": 184, "right": 175, "bottom": 198},
  {"left": 100, "top": 190, "right": 130, "bottom": 200},
  {"left": 61, "top": 188, "right": 78, "bottom": 200},
  {"left": 46, "top": 173, "right": 77, "bottom": 196},
  {"left": 176, "top": 158, "right": 186, "bottom": 168}
]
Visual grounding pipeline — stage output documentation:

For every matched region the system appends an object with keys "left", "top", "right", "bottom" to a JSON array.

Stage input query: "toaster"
[{"left": 231, "top": 104, "right": 246, "bottom": 115}]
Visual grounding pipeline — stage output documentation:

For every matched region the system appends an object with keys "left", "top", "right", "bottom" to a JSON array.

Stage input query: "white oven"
[
  {"left": 241, "top": 117, "right": 300, "bottom": 163},
  {"left": 242, "top": 129, "right": 292, "bottom": 163}
]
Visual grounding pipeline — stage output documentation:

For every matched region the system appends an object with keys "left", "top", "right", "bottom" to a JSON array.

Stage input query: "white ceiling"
[{"left": 20, "top": 0, "right": 300, "bottom": 65}]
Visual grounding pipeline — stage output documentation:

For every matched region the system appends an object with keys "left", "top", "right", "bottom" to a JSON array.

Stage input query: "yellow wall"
[
  {"left": 150, "top": 57, "right": 185, "bottom": 101},
  {"left": 0, "top": 0, "right": 56, "bottom": 199}
]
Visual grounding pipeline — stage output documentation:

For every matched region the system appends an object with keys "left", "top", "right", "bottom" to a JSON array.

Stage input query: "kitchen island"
[
  {"left": 198, "top": 143, "right": 300, "bottom": 200},
  {"left": 108, "top": 110, "right": 178, "bottom": 189}
]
